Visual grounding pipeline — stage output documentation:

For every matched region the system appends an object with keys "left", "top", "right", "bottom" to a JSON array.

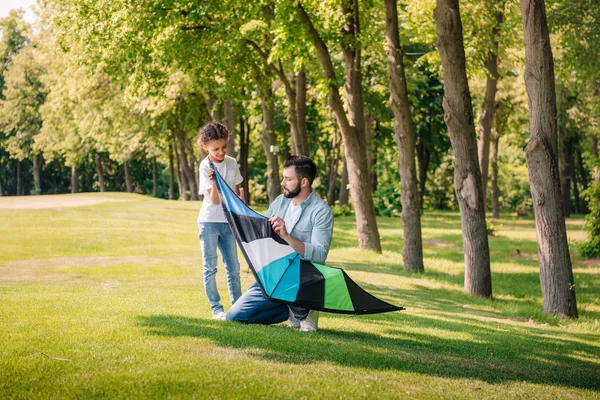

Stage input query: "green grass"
[{"left": 1, "top": 193, "right": 599, "bottom": 399}]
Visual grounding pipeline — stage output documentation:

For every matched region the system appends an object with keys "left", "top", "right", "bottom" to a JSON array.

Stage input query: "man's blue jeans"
[
  {"left": 226, "top": 282, "right": 289, "bottom": 324},
  {"left": 198, "top": 222, "right": 242, "bottom": 314}
]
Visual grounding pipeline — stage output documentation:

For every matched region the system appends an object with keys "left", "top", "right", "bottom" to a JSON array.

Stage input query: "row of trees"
[{"left": 1, "top": 0, "right": 598, "bottom": 318}]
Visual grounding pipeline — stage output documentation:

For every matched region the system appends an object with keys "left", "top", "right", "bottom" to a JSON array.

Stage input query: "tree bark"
[
  {"left": 296, "top": 69, "right": 309, "bottom": 155},
  {"left": 224, "top": 99, "right": 236, "bottom": 157},
  {"left": 171, "top": 132, "right": 188, "bottom": 201},
  {"left": 491, "top": 133, "right": 500, "bottom": 219},
  {"left": 33, "top": 153, "right": 42, "bottom": 195},
  {"left": 168, "top": 146, "right": 175, "bottom": 200},
  {"left": 260, "top": 90, "right": 281, "bottom": 203},
  {"left": 95, "top": 151, "right": 106, "bottom": 192},
  {"left": 560, "top": 138, "right": 572, "bottom": 217},
  {"left": 174, "top": 129, "right": 199, "bottom": 201},
  {"left": 385, "top": 0, "right": 425, "bottom": 271},
  {"left": 16, "top": 160, "right": 22, "bottom": 196},
  {"left": 297, "top": 1, "right": 381, "bottom": 252},
  {"left": 238, "top": 116, "right": 250, "bottom": 204},
  {"left": 572, "top": 153, "right": 580, "bottom": 214},
  {"left": 339, "top": 157, "right": 349, "bottom": 206},
  {"left": 152, "top": 157, "right": 158, "bottom": 197},
  {"left": 416, "top": 139, "right": 431, "bottom": 211},
  {"left": 71, "top": 165, "right": 78, "bottom": 194},
  {"left": 477, "top": 10, "right": 503, "bottom": 209},
  {"left": 435, "top": 0, "right": 492, "bottom": 297},
  {"left": 327, "top": 128, "right": 340, "bottom": 206},
  {"left": 520, "top": 0, "right": 577, "bottom": 317},
  {"left": 124, "top": 161, "right": 133, "bottom": 193}
]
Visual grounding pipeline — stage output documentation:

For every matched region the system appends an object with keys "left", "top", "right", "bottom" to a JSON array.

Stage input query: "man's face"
[{"left": 282, "top": 167, "right": 302, "bottom": 199}]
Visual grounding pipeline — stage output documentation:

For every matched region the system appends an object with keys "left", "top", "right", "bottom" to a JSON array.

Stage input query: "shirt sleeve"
[
  {"left": 302, "top": 206, "right": 334, "bottom": 264},
  {"left": 198, "top": 160, "right": 212, "bottom": 197},
  {"left": 234, "top": 162, "right": 243, "bottom": 185}
]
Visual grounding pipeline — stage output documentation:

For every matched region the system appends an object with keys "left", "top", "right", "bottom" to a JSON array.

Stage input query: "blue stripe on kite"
[
  {"left": 215, "top": 169, "right": 265, "bottom": 220},
  {"left": 257, "top": 254, "right": 300, "bottom": 302}
]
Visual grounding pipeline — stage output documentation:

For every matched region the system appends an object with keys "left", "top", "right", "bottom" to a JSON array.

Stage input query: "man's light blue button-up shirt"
[{"left": 265, "top": 191, "right": 334, "bottom": 264}]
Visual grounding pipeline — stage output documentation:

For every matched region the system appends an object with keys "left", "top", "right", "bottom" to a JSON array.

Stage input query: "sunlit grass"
[{"left": 1, "top": 194, "right": 599, "bottom": 399}]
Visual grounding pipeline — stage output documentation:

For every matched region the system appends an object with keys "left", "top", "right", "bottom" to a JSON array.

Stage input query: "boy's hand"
[
  {"left": 207, "top": 168, "right": 215, "bottom": 182},
  {"left": 269, "top": 216, "right": 289, "bottom": 239}
]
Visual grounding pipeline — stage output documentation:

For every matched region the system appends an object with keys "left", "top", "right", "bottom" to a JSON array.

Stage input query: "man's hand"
[{"left": 269, "top": 216, "right": 289, "bottom": 240}]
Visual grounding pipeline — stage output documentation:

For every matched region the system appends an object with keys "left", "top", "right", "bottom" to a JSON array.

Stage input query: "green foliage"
[
  {"left": 580, "top": 177, "right": 600, "bottom": 258},
  {"left": 331, "top": 204, "right": 354, "bottom": 217}
]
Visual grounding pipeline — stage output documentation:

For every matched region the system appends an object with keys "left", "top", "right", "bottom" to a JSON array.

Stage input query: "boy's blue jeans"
[{"left": 198, "top": 222, "right": 242, "bottom": 314}]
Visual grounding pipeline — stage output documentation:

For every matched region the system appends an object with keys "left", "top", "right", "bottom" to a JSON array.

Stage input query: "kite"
[{"left": 211, "top": 160, "right": 403, "bottom": 315}]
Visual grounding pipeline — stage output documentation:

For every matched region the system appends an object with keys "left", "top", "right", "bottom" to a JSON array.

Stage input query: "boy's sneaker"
[
  {"left": 212, "top": 311, "right": 226, "bottom": 321},
  {"left": 300, "top": 310, "right": 319, "bottom": 332},
  {"left": 288, "top": 309, "right": 300, "bottom": 329}
]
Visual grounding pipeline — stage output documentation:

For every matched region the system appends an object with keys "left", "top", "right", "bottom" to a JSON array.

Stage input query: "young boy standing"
[{"left": 197, "top": 122, "right": 243, "bottom": 320}]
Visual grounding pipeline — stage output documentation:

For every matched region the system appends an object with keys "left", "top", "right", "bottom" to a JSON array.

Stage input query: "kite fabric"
[{"left": 210, "top": 160, "right": 404, "bottom": 315}]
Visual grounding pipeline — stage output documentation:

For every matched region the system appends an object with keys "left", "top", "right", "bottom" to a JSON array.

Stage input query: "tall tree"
[
  {"left": 434, "top": 0, "right": 492, "bottom": 297},
  {"left": 384, "top": 0, "right": 424, "bottom": 272},
  {"left": 477, "top": 2, "right": 504, "bottom": 208},
  {"left": 296, "top": 0, "right": 382, "bottom": 252},
  {"left": 519, "top": 0, "right": 577, "bottom": 317}
]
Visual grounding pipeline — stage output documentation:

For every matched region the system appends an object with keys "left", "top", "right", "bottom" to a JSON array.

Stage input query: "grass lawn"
[{"left": 1, "top": 192, "right": 599, "bottom": 399}]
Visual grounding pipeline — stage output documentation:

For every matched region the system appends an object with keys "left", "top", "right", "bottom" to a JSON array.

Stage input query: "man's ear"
[{"left": 301, "top": 177, "right": 309, "bottom": 188}]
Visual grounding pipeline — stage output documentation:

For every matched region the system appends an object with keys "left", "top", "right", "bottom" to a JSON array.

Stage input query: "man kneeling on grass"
[{"left": 226, "top": 156, "right": 334, "bottom": 332}]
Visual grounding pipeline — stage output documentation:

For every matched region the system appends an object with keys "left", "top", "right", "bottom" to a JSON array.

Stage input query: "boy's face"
[
  {"left": 282, "top": 167, "right": 303, "bottom": 199},
  {"left": 205, "top": 138, "right": 228, "bottom": 163}
]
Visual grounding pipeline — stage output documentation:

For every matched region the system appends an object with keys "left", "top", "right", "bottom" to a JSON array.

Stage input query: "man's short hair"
[{"left": 284, "top": 155, "right": 317, "bottom": 185}]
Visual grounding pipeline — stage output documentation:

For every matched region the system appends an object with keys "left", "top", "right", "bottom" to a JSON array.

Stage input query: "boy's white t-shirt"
[{"left": 197, "top": 155, "right": 243, "bottom": 223}]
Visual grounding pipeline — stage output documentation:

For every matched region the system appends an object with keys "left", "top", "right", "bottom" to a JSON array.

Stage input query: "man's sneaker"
[
  {"left": 300, "top": 310, "right": 319, "bottom": 332},
  {"left": 212, "top": 311, "right": 226, "bottom": 321},
  {"left": 288, "top": 309, "right": 300, "bottom": 329}
]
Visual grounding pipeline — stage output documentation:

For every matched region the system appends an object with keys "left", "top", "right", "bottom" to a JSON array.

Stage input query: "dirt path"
[{"left": 0, "top": 194, "right": 125, "bottom": 209}]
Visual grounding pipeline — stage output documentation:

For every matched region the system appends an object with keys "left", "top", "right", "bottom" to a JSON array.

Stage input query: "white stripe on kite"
[{"left": 242, "top": 238, "right": 296, "bottom": 272}]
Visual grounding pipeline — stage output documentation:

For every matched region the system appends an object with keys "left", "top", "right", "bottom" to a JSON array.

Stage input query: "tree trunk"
[
  {"left": 168, "top": 146, "right": 175, "bottom": 200},
  {"left": 560, "top": 139, "right": 572, "bottom": 217},
  {"left": 435, "top": 0, "right": 492, "bottom": 297},
  {"left": 339, "top": 158, "right": 349, "bottom": 206},
  {"left": 33, "top": 154, "right": 42, "bottom": 195},
  {"left": 385, "top": 0, "right": 424, "bottom": 271},
  {"left": 71, "top": 165, "right": 78, "bottom": 194},
  {"left": 152, "top": 157, "right": 158, "bottom": 197},
  {"left": 416, "top": 139, "right": 431, "bottom": 211},
  {"left": 124, "top": 161, "right": 133, "bottom": 193},
  {"left": 16, "top": 160, "right": 22, "bottom": 195},
  {"left": 327, "top": 128, "right": 340, "bottom": 206},
  {"left": 572, "top": 153, "right": 580, "bottom": 214},
  {"left": 520, "top": 0, "right": 577, "bottom": 317},
  {"left": 95, "top": 151, "right": 106, "bottom": 192},
  {"left": 372, "top": 121, "right": 380, "bottom": 193},
  {"left": 260, "top": 90, "right": 281, "bottom": 203},
  {"left": 297, "top": 1, "right": 381, "bottom": 252},
  {"left": 238, "top": 116, "right": 250, "bottom": 204},
  {"left": 477, "top": 10, "right": 503, "bottom": 209},
  {"left": 224, "top": 100, "right": 236, "bottom": 157},
  {"left": 172, "top": 133, "right": 188, "bottom": 201},
  {"left": 174, "top": 130, "right": 199, "bottom": 201},
  {"left": 295, "top": 70, "right": 309, "bottom": 155},
  {"left": 491, "top": 133, "right": 500, "bottom": 219}
]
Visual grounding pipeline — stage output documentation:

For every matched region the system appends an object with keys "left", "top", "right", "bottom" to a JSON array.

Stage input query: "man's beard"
[{"left": 283, "top": 184, "right": 301, "bottom": 199}]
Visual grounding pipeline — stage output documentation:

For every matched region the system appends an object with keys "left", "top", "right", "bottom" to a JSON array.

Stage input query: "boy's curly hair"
[{"left": 197, "top": 122, "right": 229, "bottom": 148}]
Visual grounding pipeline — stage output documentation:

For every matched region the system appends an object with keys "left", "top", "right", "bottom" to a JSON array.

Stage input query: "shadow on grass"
[{"left": 137, "top": 309, "right": 600, "bottom": 391}]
